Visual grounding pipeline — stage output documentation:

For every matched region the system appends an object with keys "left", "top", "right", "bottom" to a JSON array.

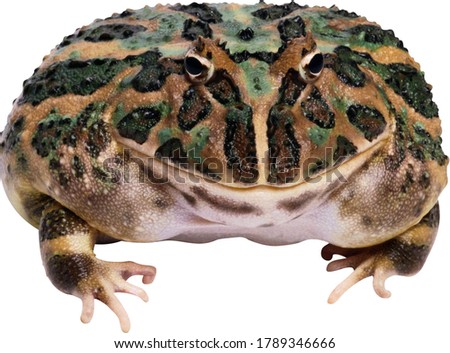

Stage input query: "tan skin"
[{"left": 0, "top": 3, "right": 447, "bottom": 331}]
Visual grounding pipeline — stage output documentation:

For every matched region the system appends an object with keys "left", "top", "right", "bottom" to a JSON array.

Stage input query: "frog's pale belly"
[
  {"left": 161, "top": 203, "right": 343, "bottom": 246},
  {"left": 84, "top": 184, "right": 339, "bottom": 245},
  {"left": 117, "top": 198, "right": 392, "bottom": 248}
]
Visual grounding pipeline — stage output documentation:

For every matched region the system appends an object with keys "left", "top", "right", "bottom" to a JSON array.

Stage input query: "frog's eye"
[
  {"left": 184, "top": 51, "right": 214, "bottom": 83},
  {"left": 300, "top": 50, "right": 324, "bottom": 82}
]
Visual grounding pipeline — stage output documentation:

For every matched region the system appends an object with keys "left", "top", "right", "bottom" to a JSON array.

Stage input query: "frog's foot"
[
  {"left": 322, "top": 243, "right": 395, "bottom": 303},
  {"left": 39, "top": 202, "right": 156, "bottom": 332},
  {"left": 76, "top": 260, "right": 156, "bottom": 332},
  {"left": 322, "top": 203, "right": 439, "bottom": 304}
]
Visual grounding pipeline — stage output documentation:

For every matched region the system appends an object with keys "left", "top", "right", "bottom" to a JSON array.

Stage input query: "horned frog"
[{"left": 0, "top": 2, "right": 447, "bottom": 332}]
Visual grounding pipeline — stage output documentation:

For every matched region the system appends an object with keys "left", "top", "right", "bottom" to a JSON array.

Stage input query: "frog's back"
[{"left": 0, "top": 2, "right": 446, "bottom": 214}]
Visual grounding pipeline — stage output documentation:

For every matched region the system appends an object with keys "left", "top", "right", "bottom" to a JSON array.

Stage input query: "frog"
[{"left": 0, "top": 1, "right": 447, "bottom": 332}]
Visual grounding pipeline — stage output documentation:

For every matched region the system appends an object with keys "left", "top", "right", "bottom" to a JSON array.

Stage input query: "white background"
[{"left": 0, "top": 0, "right": 449, "bottom": 352}]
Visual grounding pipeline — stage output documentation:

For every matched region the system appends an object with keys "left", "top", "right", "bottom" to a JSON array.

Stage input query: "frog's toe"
[
  {"left": 118, "top": 261, "right": 157, "bottom": 285},
  {"left": 80, "top": 284, "right": 131, "bottom": 333},
  {"left": 325, "top": 254, "right": 394, "bottom": 304},
  {"left": 75, "top": 260, "right": 156, "bottom": 332},
  {"left": 79, "top": 284, "right": 130, "bottom": 332},
  {"left": 321, "top": 244, "right": 360, "bottom": 261},
  {"left": 80, "top": 295, "right": 95, "bottom": 324},
  {"left": 39, "top": 202, "right": 158, "bottom": 332}
]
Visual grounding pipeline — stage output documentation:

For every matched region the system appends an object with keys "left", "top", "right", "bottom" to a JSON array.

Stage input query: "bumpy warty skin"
[{"left": 0, "top": 2, "right": 447, "bottom": 331}]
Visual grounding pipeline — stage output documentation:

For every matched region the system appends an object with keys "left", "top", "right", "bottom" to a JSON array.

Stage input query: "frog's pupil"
[
  {"left": 309, "top": 53, "right": 324, "bottom": 75},
  {"left": 185, "top": 57, "right": 204, "bottom": 76}
]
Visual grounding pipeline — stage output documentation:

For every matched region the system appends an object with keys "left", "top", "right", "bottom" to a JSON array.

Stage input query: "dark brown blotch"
[
  {"left": 278, "top": 192, "right": 315, "bottom": 212},
  {"left": 224, "top": 104, "right": 259, "bottom": 183},
  {"left": 362, "top": 215, "right": 373, "bottom": 226},
  {"left": 327, "top": 46, "right": 366, "bottom": 87},
  {"left": 180, "top": 192, "right": 197, "bottom": 207},
  {"left": 170, "top": 3, "right": 223, "bottom": 23},
  {"left": 347, "top": 25, "right": 405, "bottom": 50},
  {"left": 117, "top": 106, "right": 162, "bottom": 144},
  {"left": 191, "top": 186, "right": 259, "bottom": 214},
  {"left": 206, "top": 69, "right": 241, "bottom": 105},
  {"left": 400, "top": 166, "right": 415, "bottom": 194},
  {"left": 267, "top": 105, "right": 301, "bottom": 183},
  {"left": 130, "top": 51, "right": 184, "bottom": 93},
  {"left": 58, "top": 23, "right": 147, "bottom": 47},
  {"left": 251, "top": 2, "right": 303, "bottom": 20},
  {"left": 237, "top": 27, "right": 255, "bottom": 41},
  {"left": 40, "top": 208, "right": 88, "bottom": 242},
  {"left": 86, "top": 119, "right": 111, "bottom": 158},
  {"left": 258, "top": 223, "right": 274, "bottom": 228},
  {"left": 301, "top": 87, "right": 335, "bottom": 129},
  {"left": 384, "top": 238, "right": 429, "bottom": 276},
  {"left": 333, "top": 135, "right": 357, "bottom": 165},
  {"left": 277, "top": 16, "right": 306, "bottom": 42},
  {"left": 277, "top": 69, "right": 305, "bottom": 106},
  {"left": 178, "top": 86, "right": 212, "bottom": 131},
  {"left": 92, "top": 165, "right": 121, "bottom": 184},
  {"left": 4, "top": 116, "right": 25, "bottom": 152},
  {"left": 58, "top": 171, "right": 70, "bottom": 187},
  {"left": 346, "top": 104, "right": 386, "bottom": 141},
  {"left": 182, "top": 19, "right": 213, "bottom": 41},
  {"left": 71, "top": 155, "right": 85, "bottom": 178},
  {"left": 46, "top": 254, "right": 95, "bottom": 294},
  {"left": 152, "top": 197, "right": 171, "bottom": 210},
  {"left": 155, "top": 138, "right": 188, "bottom": 165},
  {"left": 419, "top": 171, "right": 431, "bottom": 189}
]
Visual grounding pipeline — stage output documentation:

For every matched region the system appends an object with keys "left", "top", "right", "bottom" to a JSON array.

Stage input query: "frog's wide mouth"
[{"left": 132, "top": 136, "right": 388, "bottom": 193}]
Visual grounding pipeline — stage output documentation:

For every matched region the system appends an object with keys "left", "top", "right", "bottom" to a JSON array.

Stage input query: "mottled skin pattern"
[{"left": 0, "top": 2, "right": 447, "bottom": 332}]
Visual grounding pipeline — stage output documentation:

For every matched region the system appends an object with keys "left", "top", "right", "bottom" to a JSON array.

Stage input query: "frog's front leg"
[
  {"left": 39, "top": 202, "right": 156, "bottom": 332},
  {"left": 322, "top": 203, "right": 439, "bottom": 303}
]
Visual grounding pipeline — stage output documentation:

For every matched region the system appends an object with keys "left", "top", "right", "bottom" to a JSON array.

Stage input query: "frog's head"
[{"left": 28, "top": 2, "right": 439, "bottom": 188}]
